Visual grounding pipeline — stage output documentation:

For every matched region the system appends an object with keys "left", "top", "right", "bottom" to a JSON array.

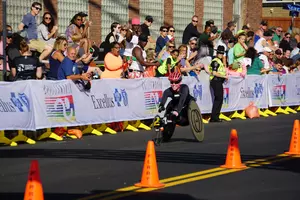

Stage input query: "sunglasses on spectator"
[
  {"left": 192, "top": 20, "right": 198, "bottom": 23},
  {"left": 76, "top": 18, "right": 82, "bottom": 21},
  {"left": 190, "top": 42, "right": 196, "bottom": 45},
  {"left": 276, "top": 29, "right": 282, "bottom": 32},
  {"left": 169, "top": 30, "right": 175, "bottom": 32},
  {"left": 162, "top": 30, "right": 168, "bottom": 32},
  {"left": 44, "top": 17, "right": 52, "bottom": 20},
  {"left": 34, "top": 7, "right": 42, "bottom": 11},
  {"left": 169, "top": 45, "right": 175, "bottom": 48},
  {"left": 170, "top": 80, "right": 181, "bottom": 84},
  {"left": 63, "top": 43, "right": 68, "bottom": 47}
]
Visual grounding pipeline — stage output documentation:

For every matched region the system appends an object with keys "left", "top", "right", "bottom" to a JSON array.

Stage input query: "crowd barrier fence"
[{"left": 0, "top": 73, "right": 299, "bottom": 146}]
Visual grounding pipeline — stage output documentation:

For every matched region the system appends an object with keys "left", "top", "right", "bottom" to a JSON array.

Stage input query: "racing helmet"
[{"left": 168, "top": 72, "right": 182, "bottom": 83}]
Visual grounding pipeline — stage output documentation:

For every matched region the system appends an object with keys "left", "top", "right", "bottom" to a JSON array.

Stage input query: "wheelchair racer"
[{"left": 158, "top": 72, "right": 195, "bottom": 118}]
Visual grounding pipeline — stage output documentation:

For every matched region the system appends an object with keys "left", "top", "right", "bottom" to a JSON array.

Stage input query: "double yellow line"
[{"left": 78, "top": 154, "right": 296, "bottom": 200}]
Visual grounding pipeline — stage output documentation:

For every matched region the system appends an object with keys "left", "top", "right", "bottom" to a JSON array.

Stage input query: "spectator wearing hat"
[
  {"left": 124, "top": 18, "right": 141, "bottom": 61},
  {"left": 182, "top": 15, "right": 201, "bottom": 44},
  {"left": 209, "top": 45, "right": 228, "bottom": 123},
  {"left": 129, "top": 34, "right": 160, "bottom": 79},
  {"left": 259, "top": 47, "right": 273, "bottom": 72},
  {"left": 141, "top": 16, "right": 155, "bottom": 44},
  {"left": 254, "top": 20, "right": 268, "bottom": 45}
]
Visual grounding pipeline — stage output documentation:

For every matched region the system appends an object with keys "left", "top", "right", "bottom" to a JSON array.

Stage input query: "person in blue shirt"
[{"left": 57, "top": 46, "right": 90, "bottom": 81}]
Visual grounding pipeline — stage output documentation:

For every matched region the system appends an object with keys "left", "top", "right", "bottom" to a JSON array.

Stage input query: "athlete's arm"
[
  {"left": 174, "top": 84, "right": 189, "bottom": 113},
  {"left": 159, "top": 88, "right": 173, "bottom": 110}
]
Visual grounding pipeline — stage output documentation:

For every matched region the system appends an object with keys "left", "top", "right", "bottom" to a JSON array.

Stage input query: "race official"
[{"left": 209, "top": 45, "right": 228, "bottom": 122}]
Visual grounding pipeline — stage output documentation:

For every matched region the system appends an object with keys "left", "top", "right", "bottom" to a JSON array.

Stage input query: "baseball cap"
[
  {"left": 131, "top": 17, "right": 140, "bottom": 25},
  {"left": 263, "top": 47, "right": 272, "bottom": 53},
  {"left": 145, "top": 15, "right": 153, "bottom": 23}
]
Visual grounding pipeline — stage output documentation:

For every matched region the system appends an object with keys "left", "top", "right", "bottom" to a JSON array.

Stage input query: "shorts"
[{"left": 28, "top": 39, "right": 47, "bottom": 53}]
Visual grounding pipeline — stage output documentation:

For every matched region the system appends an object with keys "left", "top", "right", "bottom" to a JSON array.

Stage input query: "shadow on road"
[{"left": 0, "top": 190, "right": 207, "bottom": 200}]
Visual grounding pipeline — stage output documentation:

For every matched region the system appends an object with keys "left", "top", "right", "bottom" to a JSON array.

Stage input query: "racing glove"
[{"left": 158, "top": 105, "right": 165, "bottom": 113}]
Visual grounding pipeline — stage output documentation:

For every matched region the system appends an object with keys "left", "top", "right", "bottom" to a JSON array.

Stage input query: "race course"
[{"left": 0, "top": 113, "right": 300, "bottom": 200}]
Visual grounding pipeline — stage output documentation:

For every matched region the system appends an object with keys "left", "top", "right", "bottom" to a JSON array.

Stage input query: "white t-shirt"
[
  {"left": 254, "top": 37, "right": 266, "bottom": 53},
  {"left": 259, "top": 54, "right": 270, "bottom": 69},
  {"left": 123, "top": 35, "right": 139, "bottom": 57},
  {"left": 37, "top": 23, "right": 55, "bottom": 45}
]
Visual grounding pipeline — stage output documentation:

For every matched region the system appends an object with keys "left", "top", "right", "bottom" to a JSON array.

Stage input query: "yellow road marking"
[
  {"left": 78, "top": 168, "right": 225, "bottom": 200},
  {"left": 78, "top": 154, "right": 295, "bottom": 200}
]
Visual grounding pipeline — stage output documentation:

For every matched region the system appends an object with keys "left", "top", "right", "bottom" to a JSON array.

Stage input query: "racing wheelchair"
[{"left": 152, "top": 99, "right": 204, "bottom": 145}]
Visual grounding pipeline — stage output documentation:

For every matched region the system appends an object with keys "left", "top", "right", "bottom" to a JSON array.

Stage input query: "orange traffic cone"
[
  {"left": 285, "top": 120, "right": 300, "bottom": 155},
  {"left": 135, "top": 141, "right": 165, "bottom": 188},
  {"left": 24, "top": 160, "right": 44, "bottom": 200},
  {"left": 221, "top": 129, "right": 247, "bottom": 169}
]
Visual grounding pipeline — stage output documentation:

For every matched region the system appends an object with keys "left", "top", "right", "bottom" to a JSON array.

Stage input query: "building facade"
[
  {"left": 262, "top": 0, "right": 300, "bottom": 31},
  {"left": 0, "top": 0, "right": 262, "bottom": 45}
]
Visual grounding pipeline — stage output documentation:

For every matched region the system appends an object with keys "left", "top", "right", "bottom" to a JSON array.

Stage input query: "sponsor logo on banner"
[
  {"left": 296, "top": 77, "right": 300, "bottom": 96},
  {"left": 44, "top": 83, "right": 76, "bottom": 122},
  {"left": 222, "top": 88, "right": 229, "bottom": 108},
  {"left": 142, "top": 79, "right": 163, "bottom": 114},
  {"left": 193, "top": 84, "right": 202, "bottom": 101},
  {"left": 272, "top": 85, "right": 286, "bottom": 103},
  {"left": 113, "top": 88, "right": 128, "bottom": 107},
  {"left": 240, "top": 83, "right": 263, "bottom": 99},
  {"left": 0, "top": 92, "right": 30, "bottom": 113},
  {"left": 144, "top": 91, "right": 163, "bottom": 114},
  {"left": 91, "top": 88, "right": 128, "bottom": 109}
]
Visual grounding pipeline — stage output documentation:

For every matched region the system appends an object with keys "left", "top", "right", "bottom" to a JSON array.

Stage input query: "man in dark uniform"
[{"left": 209, "top": 45, "right": 228, "bottom": 122}]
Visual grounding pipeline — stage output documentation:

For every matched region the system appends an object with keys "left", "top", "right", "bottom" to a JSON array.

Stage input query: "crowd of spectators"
[{"left": 1, "top": 2, "right": 300, "bottom": 82}]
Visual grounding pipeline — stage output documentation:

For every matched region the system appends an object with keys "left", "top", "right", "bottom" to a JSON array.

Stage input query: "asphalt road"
[{"left": 0, "top": 113, "right": 300, "bottom": 200}]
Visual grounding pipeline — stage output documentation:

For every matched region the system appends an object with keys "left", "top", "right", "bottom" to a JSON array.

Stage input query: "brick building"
[
  {"left": 0, "top": 0, "right": 262, "bottom": 45},
  {"left": 262, "top": 0, "right": 300, "bottom": 31}
]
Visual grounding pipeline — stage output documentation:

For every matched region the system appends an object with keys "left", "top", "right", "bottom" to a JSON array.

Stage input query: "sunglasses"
[
  {"left": 168, "top": 46, "right": 175, "bottom": 48},
  {"left": 63, "top": 43, "right": 67, "bottom": 47},
  {"left": 192, "top": 20, "right": 198, "bottom": 23},
  {"left": 169, "top": 30, "right": 175, "bottom": 32},
  {"left": 76, "top": 18, "right": 82, "bottom": 21},
  {"left": 34, "top": 6, "right": 42, "bottom": 11},
  {"left": 170, "top": 80, "right": 181, "bottom": 84},
  {"left": 44, "top": 17, "right": 52, "bottom": 20},
  {"left": 190, "top": 42, "right": 196, "bottom": 45}
]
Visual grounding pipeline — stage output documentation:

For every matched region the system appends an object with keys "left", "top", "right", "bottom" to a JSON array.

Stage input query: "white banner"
[
  {"left": 224, "top": 75, "right": 269, "bottom": 112},
  {"left": 0, "top": 74, "right": 299, "bottom": 130},
  {"left": 268, "top": 74, "right": 300, "bottom": 107},
  {"left": 0, "top": 81, "right": 35, "bottom": 130}
]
